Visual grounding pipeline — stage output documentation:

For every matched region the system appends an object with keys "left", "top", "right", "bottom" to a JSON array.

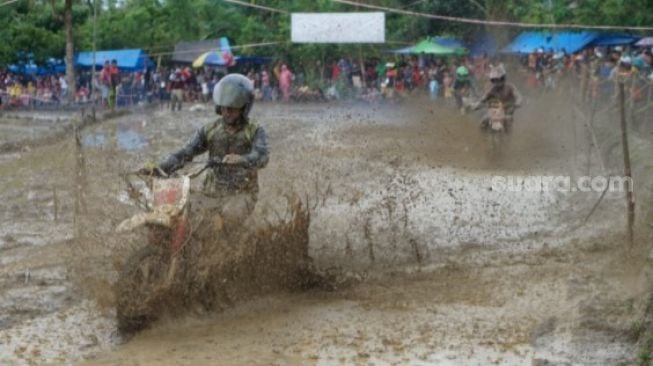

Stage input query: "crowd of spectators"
[
  {"left": 513, "top": 45, "right": 653, "bottom": 103},
  {"left": 2, "top": 45, "right": 653, "bottom": 111}
]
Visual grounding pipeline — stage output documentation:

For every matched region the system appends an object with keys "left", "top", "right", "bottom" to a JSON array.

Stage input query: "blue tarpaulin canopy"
[
  {"left": 236, "top": 56, "right": 273, "bottom": 65},
  {"left": 8, "top": 60, "right": 65, "bottom": 76},
  {"left": 75, "top": 49, "right": 154, "bottom": 70},
  {"left": 8, "top": 63, "right": 38, "bottom": 75},
  {"left": 589, "top": 34, "right": 640, "bottom": 46},
  {"left": 502, "top": 31, "right": 597, "bottom": 54},
  {"left": 503, "top": 32, "right": 641, "bottom": 54}
]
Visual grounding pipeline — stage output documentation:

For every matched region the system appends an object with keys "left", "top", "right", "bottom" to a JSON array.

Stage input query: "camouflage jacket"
[{"left": 159, "top": 117, "right": 269, "bottom": 195}]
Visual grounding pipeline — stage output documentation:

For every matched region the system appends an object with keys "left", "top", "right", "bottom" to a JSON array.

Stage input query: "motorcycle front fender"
[{"left": 116, "top": 204, "right": 181, "bottom": 233}]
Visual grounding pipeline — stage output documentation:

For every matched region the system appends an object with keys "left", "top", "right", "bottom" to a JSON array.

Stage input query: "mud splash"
[{"left": 114, "top": 194, "right": 317, "bottom": 335}]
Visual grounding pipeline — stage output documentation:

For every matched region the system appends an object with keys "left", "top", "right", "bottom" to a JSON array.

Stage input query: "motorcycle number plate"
[
  {"left": 152, "top": 178, "right": 189, "bottom": 207},
  {"left": 488, "top": 107, "right": 505, "bottom": 120},
  {"left": 491, "top": 120, "right": 504, "bottom": 131}
]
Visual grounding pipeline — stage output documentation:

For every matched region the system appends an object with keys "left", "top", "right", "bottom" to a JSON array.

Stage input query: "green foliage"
[{"left": 1, "top": 0, "right": 653, "bottom": 67}]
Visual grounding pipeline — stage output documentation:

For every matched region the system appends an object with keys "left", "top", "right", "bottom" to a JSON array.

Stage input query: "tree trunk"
[{"left": 64, "top": 0, "right": 76, "bottom": 102}]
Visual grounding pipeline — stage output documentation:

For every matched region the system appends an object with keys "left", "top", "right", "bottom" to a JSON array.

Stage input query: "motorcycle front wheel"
[{"left": 116, "top": 244, "right": 169, "bottom": 335}]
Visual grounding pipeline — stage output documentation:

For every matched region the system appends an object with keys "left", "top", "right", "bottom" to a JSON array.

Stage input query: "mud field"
[{"left": 0, "top": 94, "right": 651, "bottom": 365}]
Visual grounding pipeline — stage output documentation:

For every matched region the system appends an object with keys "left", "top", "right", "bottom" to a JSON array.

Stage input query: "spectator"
[{"left": 279, "top": 64, "right": 293, "bottom": 102}]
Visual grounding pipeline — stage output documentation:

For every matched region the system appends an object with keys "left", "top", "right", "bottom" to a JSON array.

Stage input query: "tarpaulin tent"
[
  {"left": 236, "top": 56, "right": 273, "bottom": 65},
  {"left": 411, "top": 39, "right": 461, "bottom": 55},
  {"left": 8, "top": 61, "right": 64, "bottom": 76},
  {"left": 175, "top": 38, "right": 272, "bottom": 68},
  {"left": 389, "top": 38, "right": 466, "bottom": 55},
  {"left": 502, "top": 31, "right": 596, "bottom": 54},
  {"left": 589, "top": 34, "right": 640, "bottom": 46},
  {"left": 75, "top": 49, "right": 154, "bottom": 71},
  {"left": 432, "top": 37, "right": 465, "bottom": 49},
  {"left": 636, "top": 37, "right": 653, "bottom": 47},
  {"left": 191, "top": 37, "right": 235, "bottom": 67},
  {"left": 8, "top": 63, "right": 38, "bottom": 75},
  {"left": 388, "top": 45, "right": 414, "bottom": 54},
  {"left": 46, "top": 58, "right": 66, "bottom": 74}
]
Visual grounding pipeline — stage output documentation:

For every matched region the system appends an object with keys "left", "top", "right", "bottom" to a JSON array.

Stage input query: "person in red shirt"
[
  {"left": 108, "top": 59, "right": 120, "bottom": 109},
  {"left": 331, "top": 61, "right": 341, "bottom": 83}
]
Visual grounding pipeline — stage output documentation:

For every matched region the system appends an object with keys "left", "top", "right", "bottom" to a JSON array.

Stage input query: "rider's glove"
[{"left": 138, "top": 161, "right": 164, "bottom": 176}]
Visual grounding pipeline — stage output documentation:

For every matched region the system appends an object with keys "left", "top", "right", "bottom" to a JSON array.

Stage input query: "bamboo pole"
[
  {"left": 91, "top": 0, "right": 97, "bottom": 120},
  {"left": 618, "top": 82, "right": 635, "bottom": 245}
]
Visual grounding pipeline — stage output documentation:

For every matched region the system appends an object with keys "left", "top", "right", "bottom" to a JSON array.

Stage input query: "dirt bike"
[
  {"left": 468, "top": 99, "right": 511, "bottom": 156},
  {"left": 485, "top": 100, "right": 510, "bottom": 155},
  {"left": 115, "top": 162, "right": 218, "bottom": 334},
  {"left": 114, "top": 160, "right": 319, "bottom": 335},
  {"left": 456, "top": 84, "right": 474, "bottom": 115}
]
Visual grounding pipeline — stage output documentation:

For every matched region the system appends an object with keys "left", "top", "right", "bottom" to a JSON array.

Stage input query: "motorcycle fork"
[{"left": 165, "top": 209, "right": 190, "bottom": 285}]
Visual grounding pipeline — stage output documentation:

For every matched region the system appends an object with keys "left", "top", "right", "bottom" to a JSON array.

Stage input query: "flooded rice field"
[{"left": 0, "top": 97, "right": 650, "bottom": 365}]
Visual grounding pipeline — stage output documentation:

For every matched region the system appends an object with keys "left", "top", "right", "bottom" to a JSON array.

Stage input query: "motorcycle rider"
[
  {"left": 453, "top": 65, "right": 473, "bottom": 113},
  {"left": 475, "top": 64, "right": 522, "bottom": 130},
  {"left": 141, "top": 73, "right": 269, "bottom": 232},
  {"left": 610, "top": 55, "right": 638, "bottom": 100}
]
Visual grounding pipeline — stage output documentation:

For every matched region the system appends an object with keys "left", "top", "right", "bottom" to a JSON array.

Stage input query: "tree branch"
[
  {"left": 466, "top": 0, "right": 486, "bottom": 13},
  {"left": 49, "top": 0, "right": 63, "bottom": 21}
]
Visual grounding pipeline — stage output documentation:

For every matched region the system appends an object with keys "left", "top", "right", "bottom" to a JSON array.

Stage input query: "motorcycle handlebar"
[{"left": 127, "top": 158, "right": 235, "bottom": 183}]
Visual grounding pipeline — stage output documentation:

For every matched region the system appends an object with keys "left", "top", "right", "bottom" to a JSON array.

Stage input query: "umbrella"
[
  {"left": 192, "top": 50, "right": 235, "bottom": 68},
  {"left": 636, "top": 37, "right": 653, "bottom": 47}
]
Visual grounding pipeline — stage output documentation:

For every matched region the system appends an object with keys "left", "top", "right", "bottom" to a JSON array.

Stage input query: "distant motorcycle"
[
  {"left": 456, "top": 84, "right": 474, "bottom": 115},
  {"left": 486, "top": 100, "right": 508, "bottom": 133},
  {"left": 467, "top": 99, "right": 513, "bottom": 154}
]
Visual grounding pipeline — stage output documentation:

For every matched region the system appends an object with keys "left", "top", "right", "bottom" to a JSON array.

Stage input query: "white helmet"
[
  {"left": 489, "top": 64, "right": 506, "bottom": 81},
  {"left": 619, "top": 56, "right": 632, "bottom": 66},
  {"left": 212, "top": 73, "right": 255, "bottom": 117},
  {"left": 594, "top": 49, "right": 603, "bottom": 59}
]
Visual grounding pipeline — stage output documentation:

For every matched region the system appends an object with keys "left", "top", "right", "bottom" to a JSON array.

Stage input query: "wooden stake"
[
  {"left": 53, "top": 186, "right": 58, "bottom": 222},
  {"left": 618, "top": 82, "right": 635, "bottom": 245}
]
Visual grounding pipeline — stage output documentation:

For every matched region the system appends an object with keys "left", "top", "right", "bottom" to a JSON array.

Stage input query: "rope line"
[
  {"left": 222, "top": 0, "right": 288, "bottom": 14},
  {"left": 332, "top": 0, "right": 653, "bottom": 31}
]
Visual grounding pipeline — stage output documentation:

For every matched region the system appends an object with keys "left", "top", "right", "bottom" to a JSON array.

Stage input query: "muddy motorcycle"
[
  {"left": 115, "top": 162, "right": 217, "bottom": 334},
  {"left": 457, "top": 85, "right": 474, "bottom": 115},
  {"left": 480, "top": 100, "right": 511, "bottom": 154}
]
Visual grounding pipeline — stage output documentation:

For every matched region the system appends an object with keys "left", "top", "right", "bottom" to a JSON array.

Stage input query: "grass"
[{"left": 638, "top": 329, "right": 653, "bottom": 366}]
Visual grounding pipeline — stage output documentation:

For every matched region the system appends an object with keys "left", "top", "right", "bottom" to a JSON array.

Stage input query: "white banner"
[{"left": 291, "top": 12, "right": 385, "bottom": 43}]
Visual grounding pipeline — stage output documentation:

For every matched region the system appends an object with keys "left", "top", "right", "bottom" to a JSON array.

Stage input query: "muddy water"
[
  {"left": 0, "top": 98, "right": 646, "bottom": 365},
  {"left": 83, "top": 244, "right": 645, "bottom": 366}
]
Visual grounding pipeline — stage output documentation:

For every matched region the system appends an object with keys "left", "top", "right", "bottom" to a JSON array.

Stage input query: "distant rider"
[
  {"left": 475, "top": 64, "right": 523, "bottom": 130},
  {"left": 610, "top": 56, "right": 638, "bottom": 100},
  {"left": 453, "top": 65, "right": 473, "bottom": 113},
  {"left": 141, "top": 73, "right": 269, "bottom": 232}
]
